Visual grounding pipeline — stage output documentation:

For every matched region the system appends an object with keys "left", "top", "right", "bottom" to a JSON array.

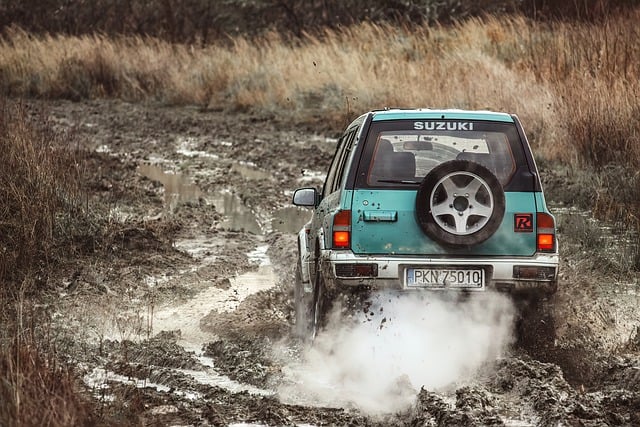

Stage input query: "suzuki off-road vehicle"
[{"left": 292, "top": 109, "right": 558, "bottom": 337}]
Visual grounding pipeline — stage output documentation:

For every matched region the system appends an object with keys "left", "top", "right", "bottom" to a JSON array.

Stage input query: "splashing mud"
[{"left": 278, "top": 291, "right": 515, "bottom": 413}]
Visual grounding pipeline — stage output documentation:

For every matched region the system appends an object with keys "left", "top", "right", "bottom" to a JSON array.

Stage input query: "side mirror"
[{"left": 292, "top": 188, "right": 318, "bottom": 207}]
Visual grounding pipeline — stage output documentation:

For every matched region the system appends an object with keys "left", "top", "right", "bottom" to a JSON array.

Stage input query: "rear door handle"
[{"left": 363, "top": 210, "right": 398, "bottom": 222}]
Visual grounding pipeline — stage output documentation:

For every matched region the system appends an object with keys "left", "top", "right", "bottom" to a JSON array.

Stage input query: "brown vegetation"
[
  {"left": 0, "top": 102, "right": 97, "bottom": 426},
  {"left": 0, "top": 0, "right": 635, "bottom": 43},
  {"left": 0, "top": 100, "right": 85, "bottom": 288},
  {"left": 0, "top": 320, "right": 95, "bottom": 427},
  {"left": 1, "top": 12, "right": 638, "bottom": 170},
  {"left": 0, "top": 101, "right": 182, "bottom": 426}
]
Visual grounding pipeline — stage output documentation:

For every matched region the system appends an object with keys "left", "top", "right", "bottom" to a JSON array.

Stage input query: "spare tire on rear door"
[{"left": 416, "top": 159, "right": 505, "bottom": 247}]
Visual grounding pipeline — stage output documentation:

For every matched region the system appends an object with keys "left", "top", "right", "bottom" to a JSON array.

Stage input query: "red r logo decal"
[{"left": 514, "top": 213, "right": 533, "bottom": 232}]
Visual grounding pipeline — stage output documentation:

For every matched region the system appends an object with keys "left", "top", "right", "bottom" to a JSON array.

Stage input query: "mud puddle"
[
  {"left": 231, "top": 161, "right": 272, "bottom": 180},
  {"left": 209, "top": 189, "right": 263, "bottom": 233},
  {"left": 271, "top": 206, "right": 310, "bottom": 233},
  {"left": 139, "top": 163, "right": 309, "bottom": 234},
  {"left": 138, "top": 163, "right": 202, "bottom": 213}
]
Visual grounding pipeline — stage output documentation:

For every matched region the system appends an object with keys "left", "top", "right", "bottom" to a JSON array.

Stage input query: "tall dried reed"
[
  {"left": 504, "top": 13, "right": 640, "bottom": 168},
  {"left": 0, "top": 99, "right": 84, "bottom": 289},
  {"left": 3, "top": 12, "right": 637, "bottom": 162},
  {"left": 0, "top": 305, "right": 94, "bottom": 427},
  {"left": 0, "top": 101, "right": 97, "bottom": 426}
]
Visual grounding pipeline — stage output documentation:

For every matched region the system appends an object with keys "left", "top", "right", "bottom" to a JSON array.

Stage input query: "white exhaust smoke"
[{"left": 278, "top": 291, "right": 515, "bottom": 413}]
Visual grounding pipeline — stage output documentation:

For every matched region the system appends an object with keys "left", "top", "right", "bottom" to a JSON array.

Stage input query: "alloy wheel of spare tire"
[{"left": 416, "top": 160, "right": 505, "bottom": 246}]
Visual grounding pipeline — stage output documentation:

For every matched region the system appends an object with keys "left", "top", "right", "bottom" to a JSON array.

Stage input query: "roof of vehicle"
[{"left": 370, "top": 108, "right": 515, "bottom": 123}]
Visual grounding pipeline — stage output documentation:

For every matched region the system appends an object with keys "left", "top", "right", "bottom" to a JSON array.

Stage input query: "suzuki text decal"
[{"left": 413, "top": 121, "right": 474, "bottom": 131}]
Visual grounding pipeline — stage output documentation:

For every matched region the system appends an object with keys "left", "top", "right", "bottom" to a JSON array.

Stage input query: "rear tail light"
[
  {"left": 332, "top": 210, "right": 351, "bottom": 249},
  {"left": 536, "top": 212, "right": 556, "bottom": 252}
]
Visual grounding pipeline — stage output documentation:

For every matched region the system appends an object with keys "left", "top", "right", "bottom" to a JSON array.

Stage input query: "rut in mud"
[{"left": 36, "top": 99, "right": 640, "bottom": 425}]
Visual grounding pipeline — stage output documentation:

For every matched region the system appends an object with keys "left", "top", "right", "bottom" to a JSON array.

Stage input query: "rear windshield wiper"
[{"left": 376, "top": 179, "right": 421, "bottom": 185}]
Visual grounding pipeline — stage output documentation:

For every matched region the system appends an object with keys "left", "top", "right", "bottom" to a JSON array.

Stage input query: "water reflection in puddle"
[
  {"left": 210, "top": 190, "right": 262, "bottom": 234},
  {"left": 139, "top": 163, "right": 306, "bottom": 235},
  {"left": 138, "top": 164, "right": 201, "bottom": 213},
  {"left": 139, "top": 163, "right": 262, "bottom": 233},
  {"left": 272, "top": 206, "right": 311, "bottom": 234},
  {"left": 232, "top": 162, "right": 271, "bottom": 180}
]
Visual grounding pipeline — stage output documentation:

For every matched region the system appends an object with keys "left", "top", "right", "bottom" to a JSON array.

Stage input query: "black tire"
[
  {"left": 514, "top": 297, "right": 556, "bottom": 355},
  {"left": 310, "top": 269, "right": 332, "bottom": 340},
  {"left": 293, "top": 262, "right": 312, "bottom": 339},
  {"left": 416, "top": 159, "right": 505, "bottom": 247}
]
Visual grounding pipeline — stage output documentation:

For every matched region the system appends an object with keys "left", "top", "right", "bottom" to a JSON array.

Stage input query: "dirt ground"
[{"left": 28, "top": 99, "right": 640, "bottom": 426}]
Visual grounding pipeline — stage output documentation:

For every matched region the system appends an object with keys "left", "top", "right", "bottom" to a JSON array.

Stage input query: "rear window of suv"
[{"left": 355, "top": 120, "right": 525, "bottom": 189}]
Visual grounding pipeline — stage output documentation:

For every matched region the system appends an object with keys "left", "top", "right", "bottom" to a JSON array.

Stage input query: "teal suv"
[{"left": 293, "top": 109, "right": 558, "bottom": 337}]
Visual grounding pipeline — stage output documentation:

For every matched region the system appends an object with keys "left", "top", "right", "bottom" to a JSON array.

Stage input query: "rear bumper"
[{"left": 319, "top": 250, "right": 559, "bottom": 296}]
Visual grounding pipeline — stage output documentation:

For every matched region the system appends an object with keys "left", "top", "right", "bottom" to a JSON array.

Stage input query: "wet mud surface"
[{"left": 28, "top": 99, "right": 640, "bottom": 425}]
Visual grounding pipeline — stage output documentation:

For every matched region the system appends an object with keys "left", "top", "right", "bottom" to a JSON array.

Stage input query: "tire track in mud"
[
  {"left": 151, "top": 238, "right": 277, "bottom": 395},
  {"left": 39, "top": 99, "right": 640, "bottom": 426}
]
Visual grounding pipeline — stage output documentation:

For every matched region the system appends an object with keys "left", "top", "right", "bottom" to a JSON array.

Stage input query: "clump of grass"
[
  {"left": 482, "top": 11, "right": 640, "bottom": 168},
  {"left": 0, "top": 98, "right": 184, "bottom": 426},
  {"left": 0, "top": 310, "right": 95, "bottom": 427},
  {"left": 0, "top": 100, "right": 100, "bottom": 425},
  {"left": 555, "top": 78, "right": 640, "bottom": 170},
  {"left": 0, "top": 99, "right": 85, "bottom": 289}
]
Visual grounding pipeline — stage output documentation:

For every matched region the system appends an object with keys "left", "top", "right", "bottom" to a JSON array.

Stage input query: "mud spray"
[{"left": 278, "top": 291, "right": 515, "bottom": 413}]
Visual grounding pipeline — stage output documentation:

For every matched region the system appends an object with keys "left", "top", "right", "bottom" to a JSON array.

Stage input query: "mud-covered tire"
[
  {"left": 514, "top": 297, "right": 556, "bottom": 355},
  {"left": 293, "top": 263, "right": 313, "bottom": 340},
  {"left": 310, "top": 270, "right": 333, "bottom": 340},
  {"left": 416, "top": 159, "right": 505, "bottom": 247}
]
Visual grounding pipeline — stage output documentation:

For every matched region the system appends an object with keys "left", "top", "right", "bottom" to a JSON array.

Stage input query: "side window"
[
  {"left": 332, "top": 130, "right": 357, "bottom": 192},
  {"left": 323, "top": 133, "right": 348, "bottom": 196},
  {"left": 323, "top": 128, "right": 357, "bottom": 196}
]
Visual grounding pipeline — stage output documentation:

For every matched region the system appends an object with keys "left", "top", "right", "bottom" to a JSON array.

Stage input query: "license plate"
[{"left": 405, "top": 268, "right": 485, "bottom": 289}]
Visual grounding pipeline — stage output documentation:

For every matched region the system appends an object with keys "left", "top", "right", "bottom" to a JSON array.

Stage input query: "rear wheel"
[
  {"left": 514, "top": 297, "right": 556, "bottom": 355},
  {"left": 311, "top": 269, "right": 333, "bottom": 340},
  {"left": 293, "top": 263, "right": 312, "bottom": 339}
]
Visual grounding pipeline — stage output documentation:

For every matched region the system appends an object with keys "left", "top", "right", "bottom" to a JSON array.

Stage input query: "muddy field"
[{"left": 29, "top": 99, "right": 640, "bottom": 425}]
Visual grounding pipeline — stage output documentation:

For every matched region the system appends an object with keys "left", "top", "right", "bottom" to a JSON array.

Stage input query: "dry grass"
[
  {"left": 0, "top": 99, "right": 181, "bottom": 426},
  {"left": 0, "top": 100, "right": 85, "bottom": 288},
  {"left": 0, "top": 21, "right": 556, "bottom": 130},
  {"left": 2, "top": 12, "right": 638, "bottom": 167},
  {"left": 0, "top": 101, "right": 97, "bottom": 426},
  {"left": 508, "top": 15, "right": 640, "bottom": 168},
  {"left": 0, "top": 304, "right": 95, "bottom": 427}
]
